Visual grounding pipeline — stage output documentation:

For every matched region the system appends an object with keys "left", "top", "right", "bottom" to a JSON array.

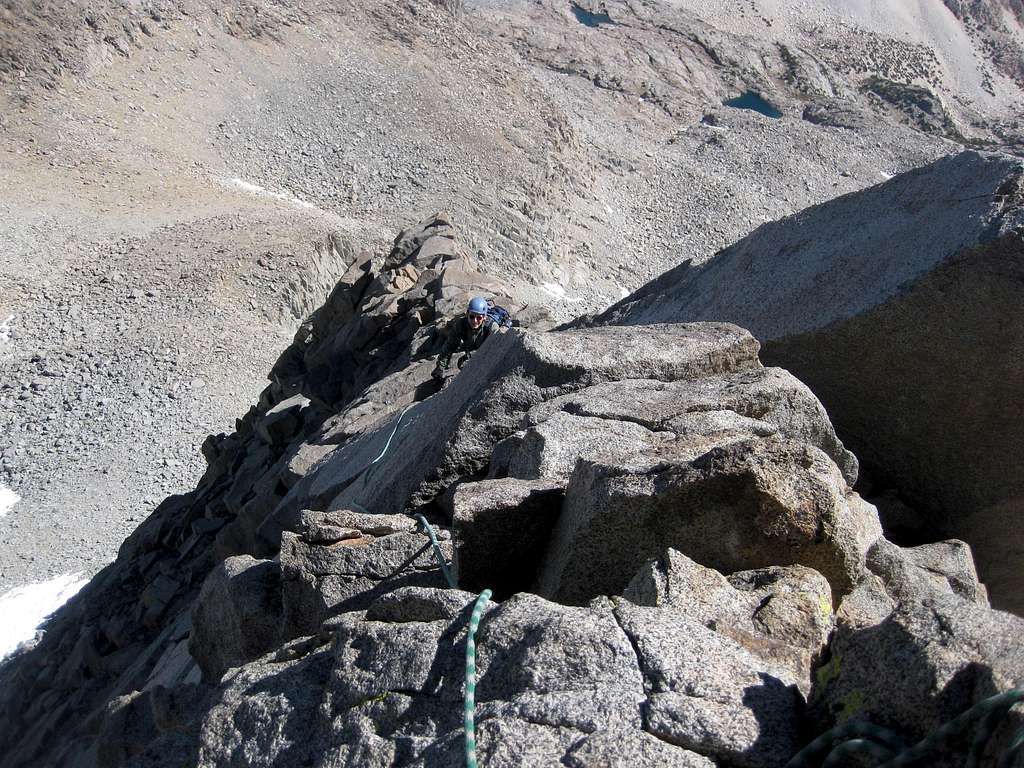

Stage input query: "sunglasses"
[{"left": 468, "top": 312, "right": 486, "bottom": 319}]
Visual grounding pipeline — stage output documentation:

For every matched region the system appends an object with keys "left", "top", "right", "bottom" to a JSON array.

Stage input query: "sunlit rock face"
[
  {"left": 595, "top": 150, "right": 1024, "bottom": 614},
  {"left": 2, "top": 212, "right": 1020, "bottom": 768}
]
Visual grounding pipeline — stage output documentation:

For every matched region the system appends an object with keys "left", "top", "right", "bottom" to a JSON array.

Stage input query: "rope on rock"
[
  {"left": 301, "top": 381, "right": 495, "bottom": 768},
  {"left": 821, "top": 739, "right": 894, "bottom": 767},
  {"left": 348, "top": 405, "right": 414, "bottom": 515},
  {"left": 338, "top": 403, "right": 494, "bottom": 768},
  {"left": 787, "top": 688, "right": 1024, "bottom": 768},
  {"left": 328, "top": 391, "right": 1024, "bottom": 768},
  {"left": 1002, "top": 727, "right": 1024, "bottom": 768},
  {"left": 358, "top": 404, "right": 414, "bottom": 489},
  {"left": 465, "top": 589, "right": 492, "bottom": 768},
  {"left": 337, "top": 406, "right": 455, "bottom": 591},
  {"left": 414, "top": 514, "right": 456, "bottom": 589},
  {"left": 789, "top": 720, "right": 905, "bottom": 766}
]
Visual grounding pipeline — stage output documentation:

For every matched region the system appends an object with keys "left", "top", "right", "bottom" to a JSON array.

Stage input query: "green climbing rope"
[
  {"left": 414, "top": 514, "right": 456, "bottom": 589},
  {"left": 336, "top": 402, "right": 495, "bottom": 768},
  {"left": 821, "top": 739, "right": 894, "bottom": 767},
  {"left": 337, "top": 405, "right": 455, "bottom": 591},
  {"left": 358, "top": 404, "right": 413, "bottom": 490},
  {"left": 787, "top": 688, "right": 1024, "bottom": 768},
  {"left": 1002, "top": 727, "right": 1024, "bottom": 768},
  {"left": 348, "top": 405, "right": 414, "bottom": 516},
  {"left": 789, "top": 720, "right": 904, "bottom": 767},
  {"left": 465, "top": 589, "right": 492, "bottom": 768}
]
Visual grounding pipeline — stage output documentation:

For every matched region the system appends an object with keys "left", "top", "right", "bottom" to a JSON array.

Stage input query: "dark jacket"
[{"left": 436, "top": 315, "right": 499, "bottom": 370}]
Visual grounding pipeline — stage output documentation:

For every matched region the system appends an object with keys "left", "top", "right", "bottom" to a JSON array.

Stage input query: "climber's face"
[{"left": 468, "top": 312, "right": 486, "bottom": 329}]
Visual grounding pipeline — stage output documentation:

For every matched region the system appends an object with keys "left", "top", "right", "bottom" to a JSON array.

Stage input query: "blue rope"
[
  {"left": 357, "top": 405, "right": 413, "bottom": 490},
  {"left": 414, "top": 514, "right": 456, "bottom": 588},
  {"left": 465, "top": 589, "right": 492, "bottom": 768},
  {"left": 336, "top": 401, "right": 497, "bottom": 768},
  {"left": 370, "top": 405, "right": 412, "bottom": 464},
  {"left": 334, "top": 404, "right": 456, "bottom": 592}
]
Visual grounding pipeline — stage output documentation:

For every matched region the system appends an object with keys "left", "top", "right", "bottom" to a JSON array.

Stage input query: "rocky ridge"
[
  {"left": 1, "top": 215, "right": 1021, "bottom": 768},
  {"left": 591, "top": 149, "right": 1024, "bottom": 616},
  {"left": 6, "top": 0, "right": 1018, "bottom": 591}
]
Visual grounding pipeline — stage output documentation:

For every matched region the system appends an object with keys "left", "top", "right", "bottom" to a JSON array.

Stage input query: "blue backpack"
[{"left": 486, "top": 303, "right": 514, "bottom": 329}]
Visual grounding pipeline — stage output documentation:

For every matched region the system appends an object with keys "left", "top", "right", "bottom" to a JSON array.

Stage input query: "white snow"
[
  {"left": 218, "top": 177, "right": 318, "bottom": 211},
  {"left": 541, "top": 281, "right": 568, "bottom": 300},
  {"left": 541, "top": 280, "right": 588, "bottom": 303},
  {"left": 0, "top": 573, "right": 89, "bottom": 661},
  {"left": 0, "top": 485, "right": 18, "bottom": 519},
  {"left": 0, "top": 315, "right": 13, "bottom": 344}
]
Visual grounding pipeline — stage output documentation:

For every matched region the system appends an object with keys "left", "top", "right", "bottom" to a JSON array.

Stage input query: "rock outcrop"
[
  {"left": 593, "top": 149, "right": 1024, "bottom": 615},
  {"left": 0, "top": 214, "right": 1021, "bottom": 768}
]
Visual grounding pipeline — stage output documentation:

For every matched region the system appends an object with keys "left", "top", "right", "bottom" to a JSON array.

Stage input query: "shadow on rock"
[{"left": 807, "top": 594, "right": 1024, "bottom": 767}]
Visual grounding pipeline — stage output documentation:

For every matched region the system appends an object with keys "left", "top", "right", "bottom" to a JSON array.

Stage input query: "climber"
[{"left": 432, "top": 297, "right": 500, "bottom": 380}]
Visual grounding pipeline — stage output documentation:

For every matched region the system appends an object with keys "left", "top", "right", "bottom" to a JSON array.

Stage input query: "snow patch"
[
  {"left": 540, "top": 281, "right": 587, "bottom": 303},
  {"left": 0, "top": 573, "right": 89, "bottom": 661},
  {"left": 0, "top": 485, "right": 19, "bottom": 519},
  {"left": 229, "top": 178, "right": 268, "bottom": 195},
  {"left": 218, "top": 177, "right": 318, "bottom": 211},
  {"left": 541, "top": 282, "right": 568, "bottom": 300}
]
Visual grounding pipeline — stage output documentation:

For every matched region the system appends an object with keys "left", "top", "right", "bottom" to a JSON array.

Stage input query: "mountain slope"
[{"left": 1, "top": 0, "right": 1019, "bottom": 592}]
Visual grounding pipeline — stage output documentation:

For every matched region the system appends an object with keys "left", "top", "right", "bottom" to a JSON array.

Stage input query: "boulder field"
[{"left": 0, "top": 214, "right": 1021, "bottom": 768}]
